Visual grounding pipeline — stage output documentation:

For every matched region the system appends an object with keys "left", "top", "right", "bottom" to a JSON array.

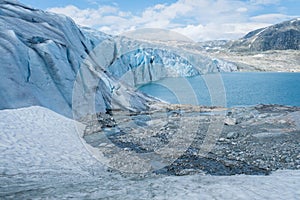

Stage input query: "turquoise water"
[{"left": 138, "top": 73, "right": 300, "bottom": 107}]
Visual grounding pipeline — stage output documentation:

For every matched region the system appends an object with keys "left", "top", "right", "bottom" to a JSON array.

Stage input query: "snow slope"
[{"left": 1, "top": 106, "right": 299, "bottom": 199}]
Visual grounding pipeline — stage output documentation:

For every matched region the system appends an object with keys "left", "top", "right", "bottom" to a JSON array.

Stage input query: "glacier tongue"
[
  {"left": 0, "top": 1, "right": 154, "bottom": 118},
  {"left": 0, "top": 1, "right": 91, "bottom": 117},
  {"left": 0, "top": 1, "right": 238, "bottom": 118}
]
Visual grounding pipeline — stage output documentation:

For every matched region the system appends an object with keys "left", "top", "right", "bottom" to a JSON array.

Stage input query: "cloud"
[
  {"left": 48, "top": 5, "right": 133, "bottom": 34},
  {"left": 250, "top": 13, "right": 298, "bottom": 23},
  {"left": 173, "top": 22, "right": 272, "bottom": 41},
  {"left": 236, "top": 7, "right": 248, "bottom": 13},
  {"left": 47, "top": 0, "right": 297, "bottom": 41},
  {"left": 249, "top": 0, "right": 280, "bottom": 5}
]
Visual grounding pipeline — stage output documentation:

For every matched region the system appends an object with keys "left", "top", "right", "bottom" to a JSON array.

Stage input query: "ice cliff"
[{"left": 108, "top": 48, "right": 200, "bottom": 86}]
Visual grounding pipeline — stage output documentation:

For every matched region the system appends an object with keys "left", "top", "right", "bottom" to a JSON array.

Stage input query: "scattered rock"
[
  {"left": 176, "top": 169, "right": 205, "bottom": 176},
  {"left": 224, "top": 117, "right": 237, "bottom": 125},
  {"left": 83, "top": 104, "right": 300, "bottom": 176},
  {"left": 226, "top": 132, "right": 239, "bottom": 139},
  {"left": 99, "top": 143, "right": 108, "bottom": 147},
  {"left": 253, "top": 132, "right": 284, "bottom": 138}
]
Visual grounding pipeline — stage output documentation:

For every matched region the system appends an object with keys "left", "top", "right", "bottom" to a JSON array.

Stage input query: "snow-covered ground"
[{"left": 1, "top": 106, "right": 299, "bottom": 199}]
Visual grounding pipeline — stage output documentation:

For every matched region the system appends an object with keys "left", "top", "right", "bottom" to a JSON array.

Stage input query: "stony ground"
[
  {"left": 82, "top": 104, "right": 300, "bottom": 176},
  {"left": 1, "top": 106, "right": 299, "bottom": 199}
]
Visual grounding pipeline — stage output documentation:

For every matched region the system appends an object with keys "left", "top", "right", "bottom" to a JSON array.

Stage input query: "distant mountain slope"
[{"left": 229, "top": 18, "right": 300, "bottom": 51}]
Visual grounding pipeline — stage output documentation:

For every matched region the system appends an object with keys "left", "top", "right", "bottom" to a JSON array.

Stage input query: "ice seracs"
[{"left": 108, "top": 48, "right": 200, "bottom": 86}]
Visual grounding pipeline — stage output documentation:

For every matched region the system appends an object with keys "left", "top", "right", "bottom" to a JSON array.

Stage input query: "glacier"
[
  {"left": 0, "top": 0, "right": 238, "bottom": 118},
  {"left": 0, "top": 0, "right": 153, "bottom": 118}
]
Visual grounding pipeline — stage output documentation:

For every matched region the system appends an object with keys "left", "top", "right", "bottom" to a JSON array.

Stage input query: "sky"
[{"left": 19, "top": 0, "right": 300, "bottom": 41}]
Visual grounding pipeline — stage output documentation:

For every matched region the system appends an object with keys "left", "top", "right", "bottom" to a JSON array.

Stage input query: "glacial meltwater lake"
[{"left": 138, "top": 72, "right": 300, "bottom": 107}]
